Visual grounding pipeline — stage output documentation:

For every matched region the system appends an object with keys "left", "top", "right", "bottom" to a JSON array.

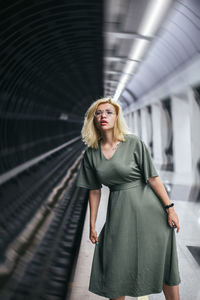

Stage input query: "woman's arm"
[
  {"left": 89, "top": 189, "right": 101, "bottom": 243},
  {"left": 148, "top": 176, "right": 180, "bottom": 233}
]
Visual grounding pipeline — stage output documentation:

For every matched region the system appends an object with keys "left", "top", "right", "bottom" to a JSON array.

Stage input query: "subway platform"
[{"left": 67, "top": 171, "right": 200, "bottom": 300}]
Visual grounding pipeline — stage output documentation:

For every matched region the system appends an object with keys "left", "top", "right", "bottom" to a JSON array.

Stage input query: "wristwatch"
[{"left": 165, "top": 202, "right": 174, "bottom": 212}]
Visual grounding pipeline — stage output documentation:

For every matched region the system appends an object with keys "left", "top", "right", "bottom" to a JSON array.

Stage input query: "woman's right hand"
[{"left": 90, "top": 227, "right": 98, "bottom": 244}]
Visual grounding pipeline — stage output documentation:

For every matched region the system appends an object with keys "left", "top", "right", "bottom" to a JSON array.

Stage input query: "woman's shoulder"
[
  {"left": 124, "top": 133, "right": 140, "bottom": 142},
  {"left": 83, "top": 144, "right": 97, "bottom": 158},
  {"left": 83, "top": 146, "right": 92, "bottom": 156},
  {"left": 124, "top": 133, "right": 144, "bottom": 150}
]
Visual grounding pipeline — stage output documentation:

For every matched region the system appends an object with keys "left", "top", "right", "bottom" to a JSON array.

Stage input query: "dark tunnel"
[{"left": 0, "top": 1, "right": 200, "bottom": 300}]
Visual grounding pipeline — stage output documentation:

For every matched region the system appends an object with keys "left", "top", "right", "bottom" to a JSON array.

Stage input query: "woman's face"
[{"left": 94, "top": 103, "right": 117, "bottom": 132}]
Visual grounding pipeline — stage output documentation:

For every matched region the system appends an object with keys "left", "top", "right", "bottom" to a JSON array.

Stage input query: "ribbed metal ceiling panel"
[{"left": 0, "top": 0, "right": 104, "bottom": 116}]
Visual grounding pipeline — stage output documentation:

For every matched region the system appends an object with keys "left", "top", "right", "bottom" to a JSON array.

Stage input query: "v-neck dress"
[{"left": 76, "top": 133, "right": 181, "bottom": 298}]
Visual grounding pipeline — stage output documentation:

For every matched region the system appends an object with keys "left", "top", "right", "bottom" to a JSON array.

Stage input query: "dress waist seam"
[{"left": 109, "top": 179, "right": 144, "bottom": 191}]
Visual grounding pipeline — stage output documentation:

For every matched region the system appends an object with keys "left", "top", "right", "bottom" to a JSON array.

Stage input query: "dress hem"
[{"left": 88, "top": 279, "right": 181, "bottom": 298}]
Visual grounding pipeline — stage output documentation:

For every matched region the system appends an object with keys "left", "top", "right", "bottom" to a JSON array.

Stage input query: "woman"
[{"left": 76, "top": 97, "right": 181, "bottom": 300}]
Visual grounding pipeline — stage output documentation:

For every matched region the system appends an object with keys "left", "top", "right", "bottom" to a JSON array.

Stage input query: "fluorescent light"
[
  {"left": 139, "top": 0, "right": 172, "bottom": 37},
  {"left": 113, "top": 83, "right": 125, "bottom": 101},
  {"left": 113, "top": 0, "right": 172, "bottom": 101},
  {"left": 113, "top": 75, "right": 130, "bottom": 101},
  {"left": 124, "top": 46, "right": 147, "bottom": 74}
]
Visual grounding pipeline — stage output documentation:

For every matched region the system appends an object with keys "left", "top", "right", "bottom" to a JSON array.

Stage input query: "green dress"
[{"left": 76, "top": 133, "right": 181, "bottom": 298}]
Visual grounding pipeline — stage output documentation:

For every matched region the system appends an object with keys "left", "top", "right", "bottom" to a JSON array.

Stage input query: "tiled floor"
[{"left": 68, "top": 185, "right": 200, "bottom": 300}]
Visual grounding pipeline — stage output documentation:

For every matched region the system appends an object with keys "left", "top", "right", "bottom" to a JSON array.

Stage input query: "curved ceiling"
[
  {"left": 1, "top": 0, "right": 199, "bottom": 116},
  {"left": 124, "top": 0, "right": 200, "bottom": 103},
  {"left": 103, "top": 0, "right": 200, "bottom": 109},
  {"left": 0, "top": 0, "right": 104, "bottom": 119}
]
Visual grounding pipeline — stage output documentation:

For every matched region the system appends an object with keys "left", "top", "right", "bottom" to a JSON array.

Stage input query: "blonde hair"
[{"left": 81, "top": 97, "right": 133, "bottom": 149}]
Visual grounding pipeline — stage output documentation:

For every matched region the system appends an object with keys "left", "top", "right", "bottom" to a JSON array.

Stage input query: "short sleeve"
[
  {"left": 76, "top": 149, "right": 102, "bottom": 190},
  {"left": 134, "top": 138, "right": 159, "bottom": 184}
]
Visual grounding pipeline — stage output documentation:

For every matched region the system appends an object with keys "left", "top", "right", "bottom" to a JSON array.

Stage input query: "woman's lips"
[{"left": 100, "top": 121, "right": 108, "bottom": 125}]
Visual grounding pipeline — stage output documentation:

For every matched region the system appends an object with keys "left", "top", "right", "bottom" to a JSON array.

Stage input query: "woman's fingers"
[
  {"left": 168, "top": 214, "right": 180, "bottom": 233},
  {"left": 90, "top": 235, "right": 96, "bottom": 244},
  {"left": 176, "top": 222, "right": 180, "bottom": 233},
  {"left": 172, "top": 221, "right": 180, "bottom": 233},
  {"left": 90, "top": 229, "right": 98, "bottom": 243}
]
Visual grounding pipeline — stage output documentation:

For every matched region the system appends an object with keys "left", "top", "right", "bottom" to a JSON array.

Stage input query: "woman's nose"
[{"left": 101, "top": 111, "right": 107, "bottom": 117}]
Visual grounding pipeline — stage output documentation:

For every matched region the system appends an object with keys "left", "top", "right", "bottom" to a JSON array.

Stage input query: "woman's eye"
[{"left": 108, "top": 111, "right": 113, "bottom": 114}]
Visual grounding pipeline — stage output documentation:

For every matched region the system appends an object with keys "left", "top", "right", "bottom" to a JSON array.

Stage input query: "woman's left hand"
[{"left": 167, "top": 208, "right": 180, "bottom": 233}]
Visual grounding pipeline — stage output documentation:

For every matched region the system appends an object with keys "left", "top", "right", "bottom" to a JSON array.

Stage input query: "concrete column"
[
  {"left": 140, "top": 107, "right": 149, "bottom": 144},
  {"left": 130, "top": 111, "right": 134, "bottom": 132},
  {"left": 137, "top": 110, "right": 142, "bottom": 137},
  {"left": 171, "top": 92, "right": 192, "bottom": 174},
  {"left": 152, "top": 102, "right": 163, "bottom": 165},
  {"left": 129, "top": 112, "right": 132, "bottom": 130},
  {"left": 133, "top": 111, "right": 139, "bottom": 135},
  {"left": 188, "top": 87, "right": 200, "bottom": 187},
  {"left": 127, "top": 112, "right": 131, "bottom": 129}
]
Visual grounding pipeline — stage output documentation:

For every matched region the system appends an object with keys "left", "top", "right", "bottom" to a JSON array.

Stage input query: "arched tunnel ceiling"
[
  {"left": 1, "top": 0, "right": 200, "bottom": 117},
  {"left": 0, "top": 0, "right": 103, "bottom": 120},
  {"left": 103, "top": 0, "right": 200, "bottom": 109},
  {"left": 124, "top": 0, "right": 200, "bottom": 103}
]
